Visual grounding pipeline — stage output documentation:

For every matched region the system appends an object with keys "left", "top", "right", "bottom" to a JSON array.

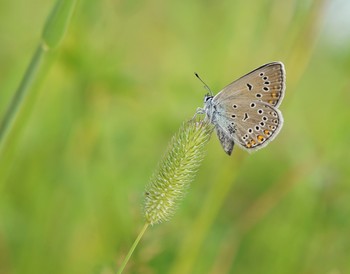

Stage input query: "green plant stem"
[
  {"left": 0, "top": 0, "right": 77, "bottom": 155},
  {"left": 0, "top": 43, "right": 45, "bottom": 150},
  {"left": 42, "top": 0, "right": 77, "bottom": 49},
  {"left": 117, "top": 222, "right": 149, "bottom": 274}
]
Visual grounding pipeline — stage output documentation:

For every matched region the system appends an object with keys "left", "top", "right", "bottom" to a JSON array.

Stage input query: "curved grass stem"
[
  {"left": 117, "top": 222, "right": 149, "bottom": 274},
  {"left": 0, "top": 0, "right": 77, "bottom": 155},
  {"left": 0, "top": 43, "right": 45, "bottom": 151}
]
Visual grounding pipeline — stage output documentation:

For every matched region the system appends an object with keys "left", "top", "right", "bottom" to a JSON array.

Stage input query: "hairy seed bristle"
[{"left": 144, "top": 119, "right": 213, "bottom": 225}]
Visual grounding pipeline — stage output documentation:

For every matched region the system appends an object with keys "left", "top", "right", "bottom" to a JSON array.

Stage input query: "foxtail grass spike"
[{"left": 144, "top": 119, "right": 213, "bottom": 225}]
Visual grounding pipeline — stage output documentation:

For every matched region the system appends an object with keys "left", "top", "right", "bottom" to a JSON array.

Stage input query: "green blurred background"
[{"left": 1, "top": 0, "right": 350, "bottom": 273}]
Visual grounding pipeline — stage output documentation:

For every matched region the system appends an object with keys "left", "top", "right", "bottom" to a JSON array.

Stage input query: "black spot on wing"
[{"left": 243, "top": 113, "right": 249, "bottom": 121}]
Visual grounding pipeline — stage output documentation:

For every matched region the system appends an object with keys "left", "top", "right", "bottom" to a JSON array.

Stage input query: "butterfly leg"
[{"left": 192, "top": 107, "right": 205, "bottom": 120}]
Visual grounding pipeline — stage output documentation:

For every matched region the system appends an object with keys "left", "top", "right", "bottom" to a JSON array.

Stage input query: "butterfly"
[{"left": 196, "top": 62, "right": 285, "bottom": 155}]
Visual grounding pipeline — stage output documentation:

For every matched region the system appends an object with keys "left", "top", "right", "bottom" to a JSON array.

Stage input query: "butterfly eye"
[{"left": 204, "top": 95, "right": 213, "bottom": 102}]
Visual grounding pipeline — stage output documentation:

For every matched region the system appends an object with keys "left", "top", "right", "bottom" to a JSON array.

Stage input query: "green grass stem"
[
  {"left": 0, "top": 44, "right": 45, "bottom": 151},
  {"left": 0, "top": 0, "right": 77, "bottom": 154},
  {"left": 42, "top": 0, "right": 77, "bottom": 49},
  {"left": 117, "top": 222, "right": 149, "bottom": 274}
]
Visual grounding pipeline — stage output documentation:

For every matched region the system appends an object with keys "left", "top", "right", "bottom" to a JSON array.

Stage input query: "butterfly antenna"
[{"left": 194, "top": 72, "right": 213, "bottom": 96}]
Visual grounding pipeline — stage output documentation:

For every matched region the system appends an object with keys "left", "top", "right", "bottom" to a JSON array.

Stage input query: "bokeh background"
[{"left": 1, "top": 0, "right": 350, "bottom": 273}]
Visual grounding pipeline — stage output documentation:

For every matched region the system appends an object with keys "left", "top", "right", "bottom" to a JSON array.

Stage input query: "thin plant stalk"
[
  {"left": 117, "top": 223, "right": 149, "bottom": 274},
  {"left": 0, "top": 44, "right": 45, "bottom": 151},
  {"left": 0, "top": 0, "right": 77, "bottom": 154}
]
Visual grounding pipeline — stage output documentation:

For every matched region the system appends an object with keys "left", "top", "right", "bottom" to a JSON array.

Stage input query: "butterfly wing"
[
  {"left": 213, "top": 62, "right": 285, "bottom": 108},
  {"left": 211, "top": 62, "right": 285, "bottom": 152},
  {"left": 215, "top": 126, "right": 234, "bottom": 155},
  {"left": 214, "top": 101, "right": 284, "bottom": 152}
]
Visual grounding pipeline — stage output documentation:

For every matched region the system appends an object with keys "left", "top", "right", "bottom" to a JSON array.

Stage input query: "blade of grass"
[
  {"left": 0, "top": 44, "right": 45, "bottom": 151},
  {"left": 0, "top": 0, "right": 77, "bottom": 155},
  {"left": 117, "top": 223, "right": 149, "bottom": 274}
]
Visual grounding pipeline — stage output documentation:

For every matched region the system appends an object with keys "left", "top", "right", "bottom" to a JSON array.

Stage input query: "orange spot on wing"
[{"left": 257, "top": 135, "right": 264, "bottom": 142}]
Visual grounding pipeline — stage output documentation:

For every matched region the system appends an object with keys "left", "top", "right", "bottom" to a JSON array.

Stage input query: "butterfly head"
[
  {"left": 203, "top": 94, "right": 215, "bottom": 121},
  {"left": 204, "top": 93, "right": 213, "bottom": 103}
]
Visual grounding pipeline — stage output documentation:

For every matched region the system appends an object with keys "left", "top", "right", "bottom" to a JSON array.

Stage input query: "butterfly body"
[{"left": 199, "top": 62, "right": 286, "bottom": 155}]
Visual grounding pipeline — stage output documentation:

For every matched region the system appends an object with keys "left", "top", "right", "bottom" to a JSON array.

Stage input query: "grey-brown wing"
[
  {"left": 214, "top": 100, "right": 283, "bottom": 152},
  {"left": 213, "top": 62, "right": 286, "bottom": 108},
  {"left": 215, "top": 127, "right": 234, "bottom": 155}
]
